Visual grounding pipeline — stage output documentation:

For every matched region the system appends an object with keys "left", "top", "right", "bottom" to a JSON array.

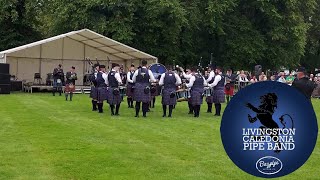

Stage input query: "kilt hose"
[
  {"left": 97, "top": 86, "right": 108, "bottom": 102},
  {"left": 224, "top": 84, "right": 234, "bottom": 96},
  {"left": 65, "top": 83, "right": 75, "bottom": 93},
  {"left": 213, "top": 86, "right": 226, "bottom": 103},
  {"left": 190, "top": 88, "right": 204, "bottom": 106},
  {"left": 162, "top": 88, "right": 177, "bottom": 106},
  {"left": 90, "top": 86, "right": 98, "bottom": 99},
  {"left": 126, "top": 83, "right": 134, "bottom": 97},
  {"left": 134, "top": 83, "right": 151, "bottom": 103},
  {"left": 107, "top": 88, "right": 122, "bottom": 105}
]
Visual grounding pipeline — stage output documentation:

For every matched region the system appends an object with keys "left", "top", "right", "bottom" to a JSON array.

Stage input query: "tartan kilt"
[
  {"left": 97, "top": 87, "right": 108, "bottom": 102},
  {"left": 213, "top": 87, "right": 226, "bottom": 103},
  {"left": 90, "top": 86, "right": 98, "bottom": 99},
  {"left": 206, "top": 96, "right": 214, "bottom": 103},
  {"left": 107, "top": 88, "right": 122, "bottom": 105},
  {"left": 162, "top": 88, "right": 177, "bottom": 106},
  {"left": 224, "top": 84, "right": 234, "bottom": 96},
  {"left": 190, "top": 88, "right": 204, "bottom": 106},
  {"left": 134, "top": 83, "right": 151, "bottom": 103},
  {"left": 65, "top": 83, "right": 75, "bottom": 93},
  {"left": 126, "top": 83, "right": 134, "bottom": 97}
]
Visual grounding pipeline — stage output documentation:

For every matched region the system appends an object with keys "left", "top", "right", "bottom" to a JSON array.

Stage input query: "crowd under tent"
[{"left": 0, "top": 29, "right": 157, "bottom": 85}]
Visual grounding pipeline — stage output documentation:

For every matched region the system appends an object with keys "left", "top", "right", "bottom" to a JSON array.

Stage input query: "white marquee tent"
[{"left": 0, "top": 29, "right": 157, "bottom": 85}]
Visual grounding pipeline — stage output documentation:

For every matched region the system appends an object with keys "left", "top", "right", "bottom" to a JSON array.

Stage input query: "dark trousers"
[
  {"left": 135, "top": 102, "right": 149, "bottom": 117},
  {"left": 162, "top": 105, "right": 174, "bottom": 117},
  {"left": 214, "top": 103, "right": 222, "bottom": 116}
]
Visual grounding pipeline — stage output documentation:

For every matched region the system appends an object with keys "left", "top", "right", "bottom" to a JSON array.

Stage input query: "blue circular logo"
[{"left": 221, "top": 81, "right": 318, "bottom": 178}]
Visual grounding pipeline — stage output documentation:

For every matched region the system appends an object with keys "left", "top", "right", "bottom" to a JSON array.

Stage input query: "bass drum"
[{"left": 149, "top": 63, "right": 167, "bottom": 80}]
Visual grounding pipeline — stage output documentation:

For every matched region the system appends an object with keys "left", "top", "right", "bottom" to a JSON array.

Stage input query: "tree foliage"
[{"left": 0, "top": 0, "right": 318, "bottom": 70}]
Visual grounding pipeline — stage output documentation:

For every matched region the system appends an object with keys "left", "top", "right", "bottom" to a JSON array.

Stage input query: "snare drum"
[
  {"left": 204, "top": 87, "right": 213, "bottom": 97},
  {"left": 175, "top": 89, "right": 190, "bottom": 102},
  {"left": 119, "top": 86, "right": 126, "bottom": 96}
]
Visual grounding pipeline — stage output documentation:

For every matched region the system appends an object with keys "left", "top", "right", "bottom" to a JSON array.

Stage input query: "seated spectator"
[
  {"left": 277, "top": 73, "right": 286, "bottom": 83},
  {"left": 259, "top": 72, "right": 267, "bottom": 81},
  {"left": 286, "top": 74, "right": 295, "bottom": 85},
  {"left": 270, "top": 75, "right": 276, "bottom": 81},
  {"left": 250, "top": 76, "right": 258, "bottom": 83}
]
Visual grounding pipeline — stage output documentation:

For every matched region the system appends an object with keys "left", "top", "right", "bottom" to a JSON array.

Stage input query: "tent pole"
[{"left": 39, "top": 44, "right": 42, "bottom": 75}]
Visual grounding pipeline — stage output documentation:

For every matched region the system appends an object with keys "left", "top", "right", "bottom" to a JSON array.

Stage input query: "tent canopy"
[{"left": 0, "top": 29, "right": 157, "bottom": 85}]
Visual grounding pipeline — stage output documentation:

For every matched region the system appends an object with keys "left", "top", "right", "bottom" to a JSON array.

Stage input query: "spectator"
[
  {"left": 270, "top": 75, "right": 276, "bottom": 81},
  {"left": 259, "top": 72, "right": 267, "bottom": 81},
  {"left": 310, "top": 74, "right": 314, "bottom": 81},
  {"left": 250, "top": 76, "right": 258, "bottom": 83},
  {"left": 278, "top": 73, "right": 286, "bottom": 83},
  {"left": 238, "top": 70, "right": 249, "bottom": 82},
  {"left": 286, "top": 73, "right": 295, "bottom": 85}
]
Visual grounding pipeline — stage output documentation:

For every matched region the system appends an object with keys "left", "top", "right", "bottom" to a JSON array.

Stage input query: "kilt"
[
  {"left": 206, "top": 96, "right": 214, "bottom": 103},
  {"left": 224, "top": 84, "right": 234, "bottom": 96},
  {"left": 126, "top": 83, "right": 134, "bottom": 97},
  {"left": 162, "top": 88, "right": 177, "bottom": 106},
  {"left": 213, "top": 86, "right": 225, "bottom": 103},
  {"left": 97, "top": 87, "right": 108, "bottom": 102},
  {"left": 90, "top": 86, "right": 98, "bottom": 99},
  {"left": 134, "top": 83, "right": 151, "bottom": 103},
  {"left": 65, "top": 83, "right": 75, "bottom": 93},
  {"left": 190, "top": 88, "right": 204, "bottom": 106},
  {"left": 107, "top": 88, "right": 122, "bottom": 105}
]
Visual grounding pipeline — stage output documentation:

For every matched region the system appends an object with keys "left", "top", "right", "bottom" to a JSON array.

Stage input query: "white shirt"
[
  {"left": 132, "top": 67, "right": 156, "bottom": 83},
  {"left": 159, "top": 72, "right": 182, "bottom": 86},
  {"left": 127, "top": 71, "right": 135, "bottom": 83},
  {"left": 208, "top": 74, "right": 222, "bottom": 88},
  {"left": 182, "top": 71, "right": 193, "bottom": 80},
  {"left": 105, "top": 69, "right": 122, "bottom": 85},
  {"left": 206, "top": 71, "right": 215, "bottom": 83},
  {"left": 186, "top": 74, "right": 207, "bottom": 88},
  {"left": 278, "top": 77, "right": 286, "bottom": 83},
  {"left": 101, "top": 71, "right": 108, "bottom": 85}
]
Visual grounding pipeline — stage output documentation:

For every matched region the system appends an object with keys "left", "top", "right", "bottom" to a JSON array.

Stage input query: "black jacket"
[{"left": 292, "top": 77, "right": 316, "bottom": 99}]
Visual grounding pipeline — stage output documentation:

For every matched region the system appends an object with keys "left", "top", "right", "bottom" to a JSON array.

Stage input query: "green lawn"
[{"left": 0, "top": 93, "right": 319, "bottom": 180}]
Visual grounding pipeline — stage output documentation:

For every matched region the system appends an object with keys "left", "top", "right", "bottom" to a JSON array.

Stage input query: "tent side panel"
[
  {"left": 63, "top": 38, "right": 85, "bottom": 60},
  {"left": 84, "top": 45, "right": 121, "bottom": 61},
  {"left": 17, "top": 58, "right": 40, "bottom": 82},
  {"left": 6, "top": 57, "right": 18, "bottom": 77},
  {"left": 9, "top": 45, "right": 41, "bottom": 59},
  {"left": 42, "top": 38, "right": 63, "bottom": 59}
]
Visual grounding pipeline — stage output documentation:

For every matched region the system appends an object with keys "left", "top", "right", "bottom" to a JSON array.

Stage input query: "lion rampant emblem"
[{"left": 246, "top": 93, "right": 294, "bottom": 153}]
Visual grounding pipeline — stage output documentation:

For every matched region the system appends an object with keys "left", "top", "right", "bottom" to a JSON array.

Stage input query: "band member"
[
  {"left": 159, "top": 66, "right": 182, "bottom": 117},
  {"left": 96, "top": 65, "right": 108, "bottom": 113},
  {"left": 52, "top": 64, "right": 64, "bottom": 96},
  {"left": 65, "top": 66, "right": 77, "bottom": 101},
  {"left": 224, "top": 69, "right": 236, "bottom": 103},
  {"left": 90, "top": 64, "right": 100, "bottom": 111},
  {"left": 150, "top": 79, "right": 159, "bottom": 109},
  {"left": 208, "top": 67, "right": 225, "bottom": 116},
  {"left": 206, "top": 64, "right": 215, "bottom": 83},
  {"left": 205, "top": 65, "right": 215, "bottom": 113},
  {"left": 119, "top": 65, "right": 127, "bottom": 101},
  {"left": 186, "top": 67, "right": 207, "bottom": 117},
  {"left": 292, "top": 67, "right": 317, "bottom": 100},
  {"left": 132, "top": 60, "right": 156, "bottom": 117},
  {"left": 106, "top": 63, "right": 123, "bottom": 116},
  {"left": 126, "top": 64, "right": 135, "bottom": 108},
  {"left": 180, "top": 67, "right": 194, "bottom": 114}
]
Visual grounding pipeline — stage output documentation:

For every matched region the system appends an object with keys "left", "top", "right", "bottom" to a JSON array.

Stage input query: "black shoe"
[
  {"left": 207, "top": 111, "right": 212, "bottom": 113},
  {"left": 92, "top": 108, "right": 97, "bottom": 111},
  {"left": 143, "top": 115, "right": 147, "bottom": 118},
  {"left": 188, "top": 111, "right": 193, "bottom": 114},
  {"left": 162, "top": 114, "right": 166, "bottom": 117},
  {"left": 168, "top": 115, "right": 172, "bottom": 118},
  {"left": 135, "top": 115, "right": 139, "bottom": 118},
  {"left": 115, "top": 113, "right": 120, "bottom": 116},
  {"left": 214, "top": 114, "right": 220, "bottom": 116}
]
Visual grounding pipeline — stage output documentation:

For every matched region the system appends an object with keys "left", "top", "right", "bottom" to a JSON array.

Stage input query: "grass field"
[{"left": 0, "top": 93, "right": 319, "bottom": 180}]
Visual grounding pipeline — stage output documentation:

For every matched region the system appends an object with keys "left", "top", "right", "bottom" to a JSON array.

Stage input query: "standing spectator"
[{"left": 310, "top": 74, "right": 314, "bottom": 81}]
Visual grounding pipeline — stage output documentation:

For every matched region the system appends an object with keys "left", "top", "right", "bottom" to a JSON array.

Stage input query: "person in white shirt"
[
  {"left": 206, "top": 65, "right": 216, "bottom": 83},
  {"left": 179, "top": 67, "right": 195, "bottom": 114},
  {"left": 106, "top": 63, "right": 123, "bottom": 116},
  {"left": 132, "top": 60, "right": 156, "bottom": 117},
  {"left": 95, "top": 65, "right": 108, "bottom": 113},
  {"left": 186, "top": 67, "right": 207, "bottom": 118},
  {"left": 159, "top": 66, "right": 182, "bottom": 117},
  {"left": 208, "top": 67, "right": 225, "bottom": 116},
  {"left": 126, "top": 64, "right": 135, "bottom": 108},
  {"left": 277, "top": 73, "right": 286, "bottom": 83}
]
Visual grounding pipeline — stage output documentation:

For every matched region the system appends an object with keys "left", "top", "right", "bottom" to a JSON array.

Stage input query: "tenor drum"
[
  {"left": 149, "top": 63, "right": 167, "bottom": 79},
  {"left": 119, "top": 86, "right": 126, "bottom": 96},
  {"left": 204, "top": 87, "right": 213, "bottom": 97}
]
